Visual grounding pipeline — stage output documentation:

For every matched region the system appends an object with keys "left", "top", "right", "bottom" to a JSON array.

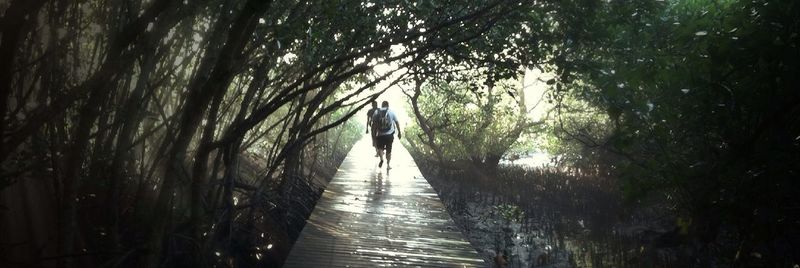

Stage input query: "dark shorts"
[{"left": 376, "top": 134, "right": 394, "bottom": 155}]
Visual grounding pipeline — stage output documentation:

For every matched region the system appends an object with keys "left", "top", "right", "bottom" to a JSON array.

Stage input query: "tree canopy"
[
  {"left": 404, "top": 0, "right": 799, "bottom": 266},
  {"left": 1, "top": 0, "right": 798, "bottom": 267}
]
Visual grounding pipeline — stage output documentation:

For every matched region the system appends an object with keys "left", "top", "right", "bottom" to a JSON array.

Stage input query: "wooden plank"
[{"left": 283, "top": 135, "right": 484, "bottom": 267}]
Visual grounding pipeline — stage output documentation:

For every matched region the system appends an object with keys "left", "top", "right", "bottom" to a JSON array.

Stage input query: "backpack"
[{"left": 372, "top": 109, "right": 392, "bottom": 132}]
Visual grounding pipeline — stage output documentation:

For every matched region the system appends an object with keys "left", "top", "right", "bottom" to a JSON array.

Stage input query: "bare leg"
[
  {"left": 372, "top": 134, "right": 379, "bottom": 157},
  {"left": 378, "top": 148, "right": 385, "bottom": 167}
]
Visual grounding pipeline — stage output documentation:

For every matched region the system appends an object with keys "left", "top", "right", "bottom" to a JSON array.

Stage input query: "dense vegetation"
[
  {"left": 405, "top": 0, "right": 799, "bottom": 267},
  {"left": 557, "top": 0, "right": 799, "bottom": 266},
  {"left": 1, "top": 0, "right": 797, "bottom": 267},
  {"left": 0, "top": 0, "right": 550, "bottom": 267}
]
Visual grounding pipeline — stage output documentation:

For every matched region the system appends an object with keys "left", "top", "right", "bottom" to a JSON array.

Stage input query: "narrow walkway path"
[{"left": 283, "top": 135, "right": 484, "bottom": 267}]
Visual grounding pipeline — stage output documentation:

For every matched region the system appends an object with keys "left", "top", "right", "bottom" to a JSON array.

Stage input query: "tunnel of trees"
[{"left": 0, "top": 0, "right": 797, "bottom": 267}]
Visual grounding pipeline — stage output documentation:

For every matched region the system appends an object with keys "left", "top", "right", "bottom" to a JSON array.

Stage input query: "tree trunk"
[
  {"left": 143, "top": 1, "right": 272, "bottom": 266},
  {"left": 0, "top": 0, "right": 49, "bottom": 151},
  {"left": 59, "top": 76, "right": 116, "bottom": 268},
  {"left": 107, "top": 52, "right": 157, "bottom": 250},
  {"left": 188, "top": 82, "right": 224, "bottom": 266},
  {"left": 0, "top": 0, "right": 190, "bottom": 162}
]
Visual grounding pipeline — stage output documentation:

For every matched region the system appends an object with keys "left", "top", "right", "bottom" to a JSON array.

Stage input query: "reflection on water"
[{"left": 500, "top": 152, "right": 554, "bottom": 168}]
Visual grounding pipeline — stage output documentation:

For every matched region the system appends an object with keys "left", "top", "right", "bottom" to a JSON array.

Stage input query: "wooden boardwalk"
[{"left": 283, "top": 136, "right": 484, "bottom": 267}]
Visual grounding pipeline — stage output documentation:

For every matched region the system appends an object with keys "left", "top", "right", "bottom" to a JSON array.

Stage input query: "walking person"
[
  {"left": 371, "top": 101, "right": 401, "bottom": 169},
  {"left": 365, "top": 100, "right": 380, "bottom": 157}
]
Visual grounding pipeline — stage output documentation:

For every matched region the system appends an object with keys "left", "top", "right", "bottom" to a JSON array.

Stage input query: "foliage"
[
  {"left": 399, "top": 0, "right": 567, "bottom": 172},
  {"left": 495, "top": 203, "right": 525, "bottom": 223},
  {"left": 547, "top": 0, "right": 800, "bottom": 265},
  {"left": 0, "top": 0, "right": 557, "bottom": 267},
  {"left": 538, "top": 89, "right": 614, "bottom": 168},
  {"left": 2, "top": 0, "right": 796, "bottom": 266},
  {"left": 404, "top": 72, "right": 534, "bottom": 170}
]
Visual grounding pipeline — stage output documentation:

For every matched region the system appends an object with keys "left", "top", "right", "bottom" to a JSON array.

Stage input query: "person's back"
[
  {"left": 366, "top": 102, "right": 379, "bottom": 132},
  {"left": 372, "top": 101, "right": 400, "bottom": 169},
  {"left": 366, "top": 101, "right": 379, "bottom": 156},
  {"left": 372, "top": 107, "right": 396, "bottom": 136}
]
